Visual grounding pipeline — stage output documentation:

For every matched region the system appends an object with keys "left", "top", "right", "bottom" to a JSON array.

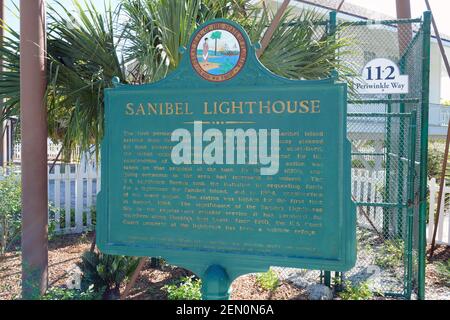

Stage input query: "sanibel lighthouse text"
[{"left": 124, "top": 99, "right": 321, "bottom": 116}]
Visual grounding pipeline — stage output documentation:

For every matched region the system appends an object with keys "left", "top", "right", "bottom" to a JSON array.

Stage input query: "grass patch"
[
  {"left": 162, "top": 276, "right": 202, "bottom": 300},
  {"left": 256, "top": 269, "right": 280, "bottom": 292},
  {"left": 435, "top": 259, "right": 450, "bottom": 287}
]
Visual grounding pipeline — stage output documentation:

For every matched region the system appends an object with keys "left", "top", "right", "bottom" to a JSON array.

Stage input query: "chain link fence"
[
  {"left": 338, "top": 14, "right": 429, "bottom": 299},
  {"left": 346, "top": 112, "right": 415, "bottom": 296},
  {"left": 271, "top": 11, "right": 430, "bottom": 300}
]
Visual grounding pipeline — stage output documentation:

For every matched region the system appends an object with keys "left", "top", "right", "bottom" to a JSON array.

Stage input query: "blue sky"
[{"left": 199, "top": 30, "right": 240, "bottom": 53}]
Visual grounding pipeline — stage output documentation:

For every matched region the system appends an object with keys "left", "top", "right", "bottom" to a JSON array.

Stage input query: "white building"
[{"left": 266, "top": 0, "right": 450, "bottom": 138}]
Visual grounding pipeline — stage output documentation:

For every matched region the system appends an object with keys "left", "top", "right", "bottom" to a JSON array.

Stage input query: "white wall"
[
  {"left": 430, "top": 42, "right": 442, "bottom": 104},
  {"left": 441, "top": 45, "right": 450, "bottom": 101}
]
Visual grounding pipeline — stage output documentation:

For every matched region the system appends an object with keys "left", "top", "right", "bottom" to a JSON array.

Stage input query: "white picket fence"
[
  {"left": 352, "top": 169, "right": 385, "bottom": 203},
  {"left": 427, "top": 178, "right": 450, "bottom": 245},
  {"left": 346, "top": 170, "right": 449, "bottom": 245},
  {"left": 43, "top": 164, "right": 450, "bottom": 245},
  {"left": 13, "top": 140, "right": 80, "bottom": 162},
  {"left": 48, "top": 157, "right": 100, "bottom": 234},
  {"left": 351, "top": 169, "right": 385, "bottom": 231}
]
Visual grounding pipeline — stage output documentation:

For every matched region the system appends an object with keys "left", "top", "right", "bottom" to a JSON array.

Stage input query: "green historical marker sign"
[{"left": 97, "top": 19, "right": 356, "bottom": 299}]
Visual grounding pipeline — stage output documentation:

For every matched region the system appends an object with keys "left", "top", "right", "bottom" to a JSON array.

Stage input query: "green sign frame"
[{"left": 97, "top": 19, "right": 356, "bottom": 299}]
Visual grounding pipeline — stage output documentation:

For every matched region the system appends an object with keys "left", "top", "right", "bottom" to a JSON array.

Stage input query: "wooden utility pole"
[
  {"left": 20, "top": 0, "right": 48, "bottom": 299},
  {"left": 257, "top": 0, "right": 291, "bottom": 58},
  {"left": 396, "top": 0, "right": 413, "bottom": 55},
  {"left": 429, "top": 121, "right": 450, "bottom": 258}
]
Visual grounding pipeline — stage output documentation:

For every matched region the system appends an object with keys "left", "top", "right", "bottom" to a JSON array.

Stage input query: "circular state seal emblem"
[{"left": 190, "top": 22, "right": 247, "bottom": 82}]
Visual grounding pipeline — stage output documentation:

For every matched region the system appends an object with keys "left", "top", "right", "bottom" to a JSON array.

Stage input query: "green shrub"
[
  {"left": 162, "top": 276, "right": 202, "bottom": 300},
  {"left": 339, "top": 281, "right": 374, "bottom": 300},
  {"left": 56, "top": 208, "right": 76, "bottom": 230},
  {"left": 83, "top": 206, "right": 96, "bottom": 230},
  {"left": 42, "top": 286, "right": 100, "bottom": 300},
  {"left": 0, "top": 167, "right": 22, "bottom": 255},
  {"left": 47, "top": 204, "right": 60, "bottom": 241},
  {"left": 77, "top": 250, "right": 139, "bottom": 300},
  {"left": 256, "top": 269, "right": 279, "bottom": 292},
  {"left": 374, "top": 239, "right": 404, "bottom": 270},
  {"left": 0, "top": 167, "right": 59, "bottom": 253},
  {"left": 149, "top": 256, "right": 166, "bottom": 269},
  {"left": 435, "top": 259, "right": 450, "bottom": 287},
  {"left": 428, "top": 142, "right": 445, "bottom": 179}
]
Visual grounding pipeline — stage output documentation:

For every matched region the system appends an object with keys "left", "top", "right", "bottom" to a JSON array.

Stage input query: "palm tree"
[
  {"left": 0, "top": 0, "right": 353, "bottom": 159},
  {"left": 211, "top": 31, "right": 222, "bottom": 55}
]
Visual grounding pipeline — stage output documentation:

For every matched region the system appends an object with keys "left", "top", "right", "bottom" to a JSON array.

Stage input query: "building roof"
[
  {"left": 296, "top": 0, "right": 394, "bottom": 20},
  {"left": 294, "top": 0, "right": 450, "bottom": 42}
]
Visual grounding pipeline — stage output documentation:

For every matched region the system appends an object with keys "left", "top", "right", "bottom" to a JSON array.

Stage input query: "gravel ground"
[
  {"left": 230, "top": 274, "right": 308, "bottom": 300},
  {"left": 124, "top": 262, "right": 196, "bottom": 300},
  {"left": 0, "top": 232, "right": 448, "bottom": 300},
  {"left": 0, "top": 233, "right": 93, "bottom": 300},
  {"left": 425, "top": 245, "right": 450, "bottom": 300}
]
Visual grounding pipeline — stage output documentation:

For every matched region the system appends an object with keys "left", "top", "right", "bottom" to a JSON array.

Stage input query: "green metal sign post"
[{"left": 97, "top": 19, "right": 356, "bottom": 299}]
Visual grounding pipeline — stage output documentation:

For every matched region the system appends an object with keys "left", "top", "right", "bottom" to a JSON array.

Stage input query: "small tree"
[
  {"left": 78, "top": 250, "right": 139, "bottom": 300},
  {"left": 211, "top": 31, "right": 222, "bottom": 55}
]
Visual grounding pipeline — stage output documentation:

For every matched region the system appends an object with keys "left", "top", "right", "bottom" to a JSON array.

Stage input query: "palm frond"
[
  {"left": 247, "top": 7, "right": 354, "bottom": 81},
  {"left": 0, "top": 21, "right": 20, "bottom": 122},
  {"left": 120, "top": 0, "right": 169, "bottom": 83},
  {"left": 46, "top": 0, "right": 125, "bottom": 159},
  {"left": 0, "top": 0, "right": 356, "bottom": 160},
  {"left": 121, "top": 0, "right": 255, "bottom": 81}
]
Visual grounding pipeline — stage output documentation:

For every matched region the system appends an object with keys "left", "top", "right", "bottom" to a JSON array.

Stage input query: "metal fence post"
[
  {"left": 329, "top": 12, "right": 337, "bottom": 288},
  {"left": 329, "top": 10, "right": 337, "bottom": 35},
  {"left": 418, "top": 11, "right": 431, "bottom": 300},
  {"left": 406, "top": 110, "right": 417, "bottom": 299},
  {"left": 324, "top": 271, "right": 331, "bottom": 287},
  {"left": 384, "top": 98, "right": 392, "bottom": 237},
  {"left": 321, "top": 11, "right": 337, "bottom": 289},
  {"left": 397, "top": 56, "right": 407, "bottom": 239}
]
